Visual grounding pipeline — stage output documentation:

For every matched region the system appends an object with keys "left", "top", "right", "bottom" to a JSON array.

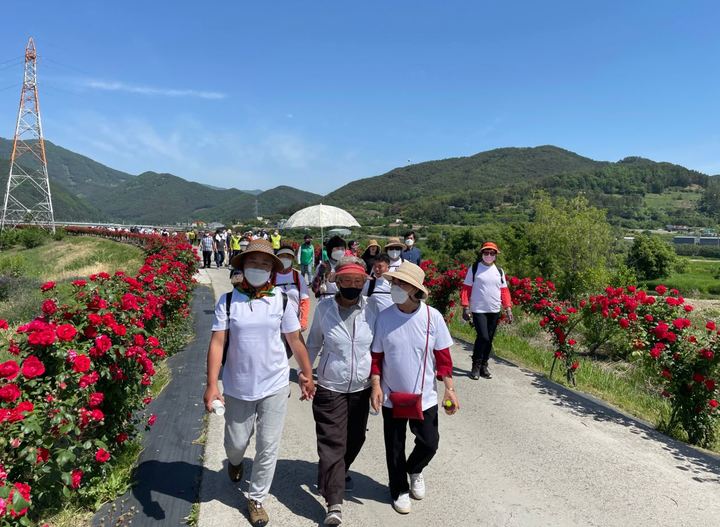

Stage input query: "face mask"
[
  {"left": 331, "top": 249, "right": 345, "bottom": 261},
  {"left": 390, "top": 284, "right": 409, "bottom": 304},
  {"left": 339, "top": 286, "right": 363, "bottom": 300},
  {"left": 404, "top": 239, "right": 414, "bottom": 247},
  {"left": 280, "top": 258, "right": 292, "bottom": 270},
  {"left": 388, "top": 249, "right": 401, "bottom": 260},
  {"left": 244, "top": 268, "right": 271, "bottom": 287},
  {"left": 482, "top": 254, "right": 496, "bottom": 265}
]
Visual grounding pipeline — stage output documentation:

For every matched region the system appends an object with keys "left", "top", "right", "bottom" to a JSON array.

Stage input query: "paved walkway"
[{"left": 195, "top": 267, "right": 720, "bottom": 527}]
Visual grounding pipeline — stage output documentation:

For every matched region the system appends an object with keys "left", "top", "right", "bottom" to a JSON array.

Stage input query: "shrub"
[
  {"left": 18, "top": 228, "right": 47, "bottom": 250},
  {"left": 0, "top": 231, "right": 197, "bottom": 524}
]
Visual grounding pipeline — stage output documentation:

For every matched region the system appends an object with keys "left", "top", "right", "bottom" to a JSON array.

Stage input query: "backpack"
[
  {"left": 366, "top": 277, "right": 392, "bottom": 297},
  {"left": 471, "top": 261, "right": 505, "bottom": 285},
  {"left": 222, "top": 290, "right": 289, "bottom": 366}
]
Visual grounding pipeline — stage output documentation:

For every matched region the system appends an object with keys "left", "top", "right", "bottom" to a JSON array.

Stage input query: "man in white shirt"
[{"left": 384, "top": 237, "right": 405, "bottom": 272}]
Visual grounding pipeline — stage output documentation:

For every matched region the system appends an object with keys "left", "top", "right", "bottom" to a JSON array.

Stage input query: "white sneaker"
[
  {"left": 409, "top": 473, "right": 425, "bottom": 500},
  {"left": 392, "top": 492, "right": 411, "bottom": 514}
]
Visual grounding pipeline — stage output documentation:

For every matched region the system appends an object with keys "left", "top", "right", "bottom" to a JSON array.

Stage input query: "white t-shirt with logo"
[
  {"left": 463, "top": 263, "right": 504, "bottom": 313},
  {"left": 371, "top": 303, "right": 454, "bottom": 411},
  {"left": 364, "top": 277, "right": 394, "bottom": 319},
  {"left": 274, "top": 269, "right": 309, "bottom": 314},
  {"left": 212, "top": 287, "right": 300, "bottom": 401}
]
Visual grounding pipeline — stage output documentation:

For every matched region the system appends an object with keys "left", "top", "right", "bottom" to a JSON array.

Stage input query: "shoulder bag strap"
[
  {"left": 222, "top": 291, "right": 233, "bottom": 366},
  {"left": 418, "top": 304, "right": 431, "bottom": 393}
]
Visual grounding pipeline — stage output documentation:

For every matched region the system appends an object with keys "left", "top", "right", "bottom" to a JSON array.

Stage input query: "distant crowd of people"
[{"left": 200, "top": 231, "right": 511, "bottom": 526}]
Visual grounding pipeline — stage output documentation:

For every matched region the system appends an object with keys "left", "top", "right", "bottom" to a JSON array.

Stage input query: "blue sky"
[{"left": 0, "top": 1, "right": 718, "bottom": 194}]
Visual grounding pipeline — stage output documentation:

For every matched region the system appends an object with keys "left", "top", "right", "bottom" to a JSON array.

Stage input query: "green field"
[
  {"left": 643, "top": 190, "right": 702, "bottom": 211},
  {"left": 644, "top": 257, "right": 720, "bottom": 298},
  {"left": 0, "top": 236, "right": 145, "bottom": 325}
]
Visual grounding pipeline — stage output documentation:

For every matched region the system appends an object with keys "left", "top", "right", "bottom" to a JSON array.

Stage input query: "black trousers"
[
  {"left": 382, "top": 405, "right": 439, "bottom": 500},
  {"left": 472, "top": 311, "right": 501, "bottom": 364},
  {"left": 312, "top": 386, "right": 371, "bottom": 506},
  {"left": 202, "top": 250, "right": 212, "bottom": 268}
]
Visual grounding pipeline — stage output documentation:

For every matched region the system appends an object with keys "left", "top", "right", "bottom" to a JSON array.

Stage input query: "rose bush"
[
  {"left": 0, "top": 228, "right": 196, "bottom": 524},
  {"left": 507, "top": 276, "right": 719, "bottom": 447}
]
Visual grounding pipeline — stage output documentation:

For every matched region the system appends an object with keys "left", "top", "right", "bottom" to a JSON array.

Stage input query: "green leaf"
[{"left": 56, "top": 448, "right": 76, "bottom": 466}]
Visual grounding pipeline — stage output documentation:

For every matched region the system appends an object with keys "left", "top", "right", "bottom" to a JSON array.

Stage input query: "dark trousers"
[
  {"left": 382, "top": 405, "right": 439, "bottom": 500},
  {"left": 215, "top": 250, "right": 225, "bottom": 267},
  {"left": 472, "top": 311, "right": 501, "bottom": 364},
  {"left": 202, "top": 250, "right": 212, "bottom": 268},
  {"left": 312, "top": 386, "right": 371, "bottom": 506}
]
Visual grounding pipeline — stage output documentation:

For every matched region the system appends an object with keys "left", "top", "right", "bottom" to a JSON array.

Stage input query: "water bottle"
[{"left": 211, "top": 399, "right": 225, "bottom": 416}]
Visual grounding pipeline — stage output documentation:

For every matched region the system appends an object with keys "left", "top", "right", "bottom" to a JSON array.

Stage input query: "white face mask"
[
  {"left": 280, "top": 258, "right": 292, "bottom": 270},
  {"left": 331, "top": 249, "right": 345, "bottom": 261},
  {"left": 388, "top": 249, "right": 401, "bottom": 260},
  {"left": 482, "top": 254, "right": 496, "bottom": 265},
  {"left": 390, "top": 284, "right": 410, "bottom": 304},
  {"left": 244, "top": 268, "right": 271, "bottom": 287},
  {"left": 404, "top": 239, "right": 414, "bottom": 247}
]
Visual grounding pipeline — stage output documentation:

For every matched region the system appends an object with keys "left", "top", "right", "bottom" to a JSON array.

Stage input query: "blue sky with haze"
[{"left": 0, "top": 1, "right": 718, "bottom": 194}]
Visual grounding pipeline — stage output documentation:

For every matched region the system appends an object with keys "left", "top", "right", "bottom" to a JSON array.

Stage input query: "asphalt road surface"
[{"left": 195, "top": 267, "right": 720, "bottom": 527}]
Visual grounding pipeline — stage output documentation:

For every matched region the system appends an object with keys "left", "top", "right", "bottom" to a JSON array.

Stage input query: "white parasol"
[{"left": 283, "top": 203, "right": 360, "bottom": 240}]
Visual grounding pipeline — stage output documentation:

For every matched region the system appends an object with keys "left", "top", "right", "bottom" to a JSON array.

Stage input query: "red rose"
[
  {"left": 72, "top": 279, "right": 87, "bottom": 287},
  {"left": 0, "top": 319, "right": 8, "bottom": 330},
  {"left": 56, "top": 324, "right": 77, "bottom": 342},
  {"left": 692, "top": 372, "right": 705, "bottom": 383},
  {"left": 95, "top": 335, "right": 112, "bottom": 353},
  {"left": 0, "top": 384, "right": 21, "bottom": 402},
  {"left": 115, "top": 432, "right": 129, "bottom": 444},
  {"left": 41, "top": 299, "right": 57, "bottom": 315},
  {"left": 655, "top": 285, "right": 667, "bottom": 295},
  {"left": 147, "top": 414, "right": 157, "bottom": 426},
  {"left": 78, "top": 371, "right": 99, "bottom": 388},
  {"left": 570, "top": 361, "right": 579, "bottom": 371},
  {"left": 71, "top": 469, "right": 83, "bottom": 489},
  {"left": 21, "top": 356, "right": 45, "bottom": 379},
  {"left": 88, "top": 392, "right": 104, "bottom": 407},
  {"left": 0, "top": 360, "right": 19, "bottom": 380},
  {"left": 709, "top": 399, "right": 719, "bottom": 409},
  {"left": 40, "top": 281, "right": 56, "bottom": 291},
  {"left": 618, "top": 318, "right": 630, "bottom": 329},
  {"left": 706, "top": 321, "right": 716, "bottom": 332},
  {"left": 95, "top": 448, "right": 111, "bottom": 463},
  {"left": 72, "top": 355, "right": 91, "bottom": 373},
  {"left": 36, "top": 447, "right": 49, "bottom": 464},
  {"left": 705, "top": 379, "right": 716, "bottom": 391}
]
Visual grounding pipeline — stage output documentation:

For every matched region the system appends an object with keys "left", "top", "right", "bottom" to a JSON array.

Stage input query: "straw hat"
[
  {"left": 366, "top": 239, "right": 380, "bottom": 249},
  {"left": 383, "top": 261, "right": 428, "bottom": 299},
  {"left": 384, "top": 237, "right": 405, "bottom": 250},
  {"left": 230, "top": 238, "right": 283, "bottom": 272}
]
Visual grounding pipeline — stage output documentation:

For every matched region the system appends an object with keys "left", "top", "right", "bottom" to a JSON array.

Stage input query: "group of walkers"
[
  {"left": 202, "top": 233, "right": 511, "bottom": 527},
  {"left": 196, "top": 228, "right": 282, "bottom": 270}
]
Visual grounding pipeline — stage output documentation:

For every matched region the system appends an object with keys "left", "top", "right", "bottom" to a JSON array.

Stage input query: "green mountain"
[
  {"left": 0, "top": 138, "right": 132, "bottom": 208},
  {"left": 0, "top": 159, "right": 103, "bottom": 222},
  {"left": 0, "top": 139, "right": 321, "bottom": 224},
  {"left": 325, "top": 146, "right": 713, "bottom": 227}
]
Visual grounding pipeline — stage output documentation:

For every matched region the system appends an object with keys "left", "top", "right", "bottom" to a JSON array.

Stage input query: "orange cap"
[{"left": 481, "top": 242, "right": 500, "bottom": 253}]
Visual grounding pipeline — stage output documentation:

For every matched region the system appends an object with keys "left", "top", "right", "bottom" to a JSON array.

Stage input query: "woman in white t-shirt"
[
  {"left": 273, "top": 245, "right": 310, "bottom": 331},
  {"left": 460, "top": 241, "right": 514, "bottom": 380},
  {"left": 370, "top": 261, "right": 460, "bottom": 516},
  {"left": 203, "top": 238, "right": 316, "bottom": 527}
]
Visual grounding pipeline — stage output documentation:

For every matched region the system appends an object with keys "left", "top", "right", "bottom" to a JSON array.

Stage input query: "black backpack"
[
  {"left": 222, "top": 290, "right": 289, "bottom": 366},
  {"left": 471, "top": 261, "right": 505, "bottom": 285}
]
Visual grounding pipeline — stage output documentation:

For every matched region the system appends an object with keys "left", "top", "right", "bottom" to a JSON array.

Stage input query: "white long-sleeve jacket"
[{"left": 306, "top": 296, "right": 376, "bottom": 393}]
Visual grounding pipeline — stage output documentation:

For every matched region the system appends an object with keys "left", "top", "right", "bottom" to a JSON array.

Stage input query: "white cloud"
[{"left": 82, "top": 79, "right": 226, "bottom": 100}]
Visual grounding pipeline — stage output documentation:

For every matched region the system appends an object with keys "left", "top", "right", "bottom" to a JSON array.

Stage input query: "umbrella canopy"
[{"left": 284, "top": 204, "right": 360, "bottom": 239}]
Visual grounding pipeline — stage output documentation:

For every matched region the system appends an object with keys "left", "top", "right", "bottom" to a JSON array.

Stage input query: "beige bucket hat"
[
  {"left": 230, "top": 238, "right": 283, "bottom": 272},
  {"left": 384, "top": 237, "right": 406, "bottom": 251},
  {"left": 383, "top": 261, "right": 428, "bottom": 299}
]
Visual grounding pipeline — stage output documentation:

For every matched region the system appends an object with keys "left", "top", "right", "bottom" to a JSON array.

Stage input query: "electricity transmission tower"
[{"left": 1, "top": 37, "right": 55, "bottom": 233}]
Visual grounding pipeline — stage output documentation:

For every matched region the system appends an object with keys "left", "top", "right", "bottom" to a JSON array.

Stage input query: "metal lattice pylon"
[{"left": 1, "top": 37, "right": 55, "bottom": 233}]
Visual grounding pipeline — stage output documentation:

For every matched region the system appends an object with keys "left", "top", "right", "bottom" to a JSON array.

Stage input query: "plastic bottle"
[{"left": 211, "top": 399, "right": 225, "bottom": 416}]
